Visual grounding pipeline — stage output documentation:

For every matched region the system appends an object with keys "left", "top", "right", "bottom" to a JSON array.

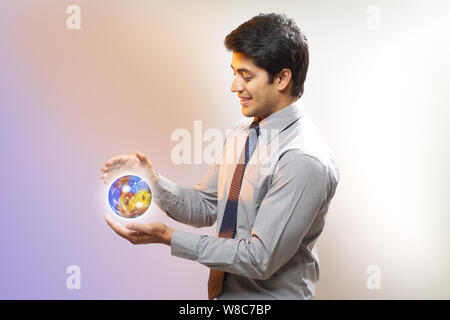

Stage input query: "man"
[{"left": 100, "top": 13, "right": 339, "bottom": 300}]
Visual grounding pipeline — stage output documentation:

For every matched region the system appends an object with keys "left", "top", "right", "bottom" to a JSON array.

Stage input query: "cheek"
[{"left": 246, "top": 83, "right": 259, "bottom": 98}]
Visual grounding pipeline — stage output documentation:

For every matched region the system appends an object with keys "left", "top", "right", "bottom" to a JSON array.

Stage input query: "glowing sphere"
[{"left": 108, "top": 175, "right": 151, "bottom": 218}]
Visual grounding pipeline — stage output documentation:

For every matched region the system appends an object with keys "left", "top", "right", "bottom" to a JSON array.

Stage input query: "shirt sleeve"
[
  {"left": 151, "top": 161, "right": 219, "bottom": 228},
  {"left": 170, "top": 151, "right": 329, "bottom": 280},
  {"left": 150, "top": 119, "right": 245, "bottom": 228}
]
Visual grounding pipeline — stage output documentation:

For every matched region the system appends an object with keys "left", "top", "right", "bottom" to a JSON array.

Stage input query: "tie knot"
[
  {"left": 250, "top": 118, "right": 261, "bottom": 136},
  {"left": 250, "top": 117, "right": 261, "bottom": 126}
]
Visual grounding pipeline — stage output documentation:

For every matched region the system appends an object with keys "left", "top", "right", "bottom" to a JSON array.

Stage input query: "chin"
[{"left": 241, "top": 106, "right": 256, "bottom": 117}]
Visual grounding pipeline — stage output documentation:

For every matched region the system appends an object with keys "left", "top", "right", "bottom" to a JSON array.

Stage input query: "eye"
[
  {"left": 232, "top": 71, "right": 251, "bottom": 81},
  {"left": 242, "top": 72, "right": 253, "bottom": 80}
]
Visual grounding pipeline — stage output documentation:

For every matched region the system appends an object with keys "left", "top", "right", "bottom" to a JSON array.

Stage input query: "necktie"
[{"left": 208, "top": 119, "right": 261, "bottom": 300}]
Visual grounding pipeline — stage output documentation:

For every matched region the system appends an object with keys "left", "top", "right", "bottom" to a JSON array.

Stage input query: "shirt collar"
[{"left": 253, "top": 98, "right": 306, "bottom": 145}]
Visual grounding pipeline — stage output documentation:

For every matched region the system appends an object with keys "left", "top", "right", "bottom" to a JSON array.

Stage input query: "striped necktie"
[{"left": 208, "top": 119, "right": 261, "bottom": 300}]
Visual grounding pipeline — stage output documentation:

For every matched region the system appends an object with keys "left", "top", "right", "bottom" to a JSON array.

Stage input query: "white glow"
[{"left": 122, "top": 184, "right": 130, "bottom": 193}]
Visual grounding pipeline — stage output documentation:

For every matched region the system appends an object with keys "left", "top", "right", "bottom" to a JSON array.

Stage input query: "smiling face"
[{"left": 230, "top": 52, "right": 281, "bottom": 119}]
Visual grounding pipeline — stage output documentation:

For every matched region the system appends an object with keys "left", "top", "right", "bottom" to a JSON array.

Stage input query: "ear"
[{"left": 276, "top": 68, "right": 292, "bottom": 92}]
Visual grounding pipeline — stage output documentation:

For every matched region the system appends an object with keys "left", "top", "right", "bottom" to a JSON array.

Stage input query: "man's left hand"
[{"left": 104, "top": 214, "right": 174, "bottom": 246}]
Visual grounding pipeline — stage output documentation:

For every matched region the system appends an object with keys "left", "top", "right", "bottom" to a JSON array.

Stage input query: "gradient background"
[{"left": 1, "top": 0, "right": 449, "bottom": 299}]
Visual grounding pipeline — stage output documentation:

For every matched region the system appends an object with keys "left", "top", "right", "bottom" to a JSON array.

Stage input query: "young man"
[{"left": 100, "top": 13, "right": 340, "bottom": 300}]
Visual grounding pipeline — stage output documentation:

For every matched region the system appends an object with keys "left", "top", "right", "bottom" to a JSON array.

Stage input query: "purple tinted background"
[{"left": 1, "top": 0, "right": 449, "bottom": 299}]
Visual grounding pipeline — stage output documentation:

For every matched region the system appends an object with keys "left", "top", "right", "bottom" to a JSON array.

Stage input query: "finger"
[
  {"left": 129, "top": 231, "right": 146, "bottom": 237},
  {"left": 101, "top": 171, "right": 114, "bottom": 180},
  {"left": 135, "top": 151, "right": 152, "bottom": 167},
  {"left": 125, "top": 222, "right": 148, "bottom": 233},
  {"left": 129, "top": 234, "right": 154, "bottom": 245},
  {"left": 102, "top": 166, "right": 122, "bottom": 184},
  {"left": 104, "top": 214, "right": 122, "bottom": 231},
  {"left": 101, "top": 163, "right": 129, "bottom": 181},
  {"left": 100, "top": 166, "right": 112, "bottom": 174},
  {"left": 103, "top": 167, "right": 125, "bottom": 184},
  {"left": 104, "top": 214, "right": 136, "bottom": 239},
  {"left": 101, "top": 173, "right": 110, "bottom": 184},
  {"left": 104, "top": 215, "right": 143, "bottom": 237},
  {"left": 104, "top": 155, "right": 129, "bottom": 168},
  {"left": 103, "top": 162, "right": 125, "bottom": 172}
]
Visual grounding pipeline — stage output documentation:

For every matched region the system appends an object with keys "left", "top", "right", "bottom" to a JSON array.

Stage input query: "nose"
[{"left": 230, "top": 76, "right": 244, "bottom": 93}]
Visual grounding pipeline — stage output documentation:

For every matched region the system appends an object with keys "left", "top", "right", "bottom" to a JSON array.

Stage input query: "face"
[{"left": 230, "top": 52, "right": 279, "bottom": 119}]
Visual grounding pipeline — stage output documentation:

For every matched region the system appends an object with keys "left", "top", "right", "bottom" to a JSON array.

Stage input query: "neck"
[{"left": 258, "top": 95, "right": 299, "bottom": 121}]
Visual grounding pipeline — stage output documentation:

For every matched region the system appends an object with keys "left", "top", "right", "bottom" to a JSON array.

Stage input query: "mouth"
[{"left": 240, "top": 97, "right": 252, "bottom": 106}]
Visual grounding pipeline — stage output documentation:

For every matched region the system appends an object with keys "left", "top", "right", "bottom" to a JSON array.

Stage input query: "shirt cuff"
[
  {"left": 170, "top": 230, "right": 202, "bottom": 261},
  {"left": 151, "top": 174, "right": 174, "bottom": 201}
]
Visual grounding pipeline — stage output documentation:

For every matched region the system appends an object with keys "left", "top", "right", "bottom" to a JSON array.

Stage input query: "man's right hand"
[{"left": 100, "top": 151, "right": 159, "bottom": 186}]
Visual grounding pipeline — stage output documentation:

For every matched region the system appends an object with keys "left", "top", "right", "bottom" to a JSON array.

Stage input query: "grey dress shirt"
[{"left": 151, "top": 99, "right": 340, "bottom": 299}]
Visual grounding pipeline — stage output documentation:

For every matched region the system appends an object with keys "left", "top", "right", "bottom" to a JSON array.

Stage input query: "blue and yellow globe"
[{"left": 108, "top": 175, "right": 151, "bottom": 219}]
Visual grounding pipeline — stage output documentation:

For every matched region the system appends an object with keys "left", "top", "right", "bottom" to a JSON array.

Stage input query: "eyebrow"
[{"left": 230, "top": 64, "right": 255, "bottom": 75}]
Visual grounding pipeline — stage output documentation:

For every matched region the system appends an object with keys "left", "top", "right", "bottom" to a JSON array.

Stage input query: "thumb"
[
  {"left": 136, "top": 151, "right": 151, "bottom": 166},
  {"left": 135, "top": 150, "right": 159, "bottom": 184}
]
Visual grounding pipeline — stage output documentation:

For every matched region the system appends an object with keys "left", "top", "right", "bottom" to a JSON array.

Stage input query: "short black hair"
[{"left": 224, "top": 13, "right": 309, "bottom": 99}]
